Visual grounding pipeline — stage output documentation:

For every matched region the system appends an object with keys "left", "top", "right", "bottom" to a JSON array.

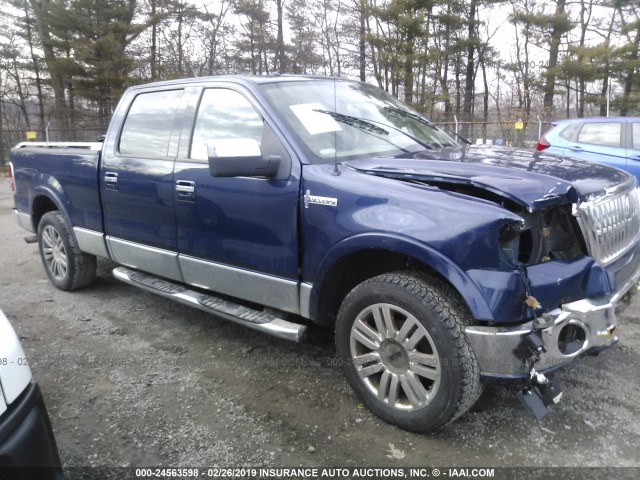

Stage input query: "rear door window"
[
  {"left": 577, "top": 122, "right": 622, "bottom": 148},
  {"left": 119, "top": 89, "right": 184, "bottom": 157}
]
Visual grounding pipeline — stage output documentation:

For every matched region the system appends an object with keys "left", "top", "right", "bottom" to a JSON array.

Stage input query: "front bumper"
[
  {"left": 465, "top": 263, "right": 640, "bottom": 379},
  {"left": 0, "top": 382, "right": 63, "bottom": 479}
]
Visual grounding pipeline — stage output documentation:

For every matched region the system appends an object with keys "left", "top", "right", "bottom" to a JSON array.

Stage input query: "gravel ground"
[{"left": 1, "top": 177, "right": 639, "bottom": 476}]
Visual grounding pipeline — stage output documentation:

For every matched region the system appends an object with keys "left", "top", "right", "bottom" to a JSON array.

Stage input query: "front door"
[{"left": 173, "top": 86, "right": 301, "bottom": 313}]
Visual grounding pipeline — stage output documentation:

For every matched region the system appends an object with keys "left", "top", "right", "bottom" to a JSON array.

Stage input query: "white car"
[{"left": 0, "top": 308, "right": 63, "bottom": 479}]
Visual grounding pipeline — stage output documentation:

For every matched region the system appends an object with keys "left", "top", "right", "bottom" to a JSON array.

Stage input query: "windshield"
[{"left": 258, "top": 79, "right": 457, "bottom": 164}]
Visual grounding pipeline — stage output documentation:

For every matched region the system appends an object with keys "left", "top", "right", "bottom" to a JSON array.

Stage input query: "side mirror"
[{"left": 207, "top": 138, "right": 280, "bottom": 178}]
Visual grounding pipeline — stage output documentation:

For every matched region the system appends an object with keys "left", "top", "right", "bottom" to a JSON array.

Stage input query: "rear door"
[
  {"left": 101, "top": 87, "right": 187, "bottom": 281},
  {"left": 173, "top": 85, "right": 302, "bottom": 314},
  {"left": 566, "top": 121, "right": 626, "bottom": 171}
]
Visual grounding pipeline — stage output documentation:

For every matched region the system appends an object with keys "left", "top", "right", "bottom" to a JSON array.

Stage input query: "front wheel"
[
  {"left": 38, "top": 211, "right": 97, "bottom": 291},
  {"left": 336, "top": 271, "right": 481, "bottom": 432}
]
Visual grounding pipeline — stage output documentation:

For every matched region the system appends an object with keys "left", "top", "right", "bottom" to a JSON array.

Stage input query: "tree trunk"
[
  {"left": 542, "top": 0, "right": 567, "bottom": 115},
  {"left": 151, "top": 0, "right": 157, "bottom": 80},
  {"left": 454, "top": 51, "right": 461, "bottom": 118},
  {"left": 365, "top": 7, "right": 382, "bottom": 87},
  {"left": 28, "top": 0, "right": 67, "bottom": 124},
  {"left": 620, "top": 23, "right": 640, "bottom": 116},
  {"left": 598, "top": 12, "right": 616, "bottom": 117},
  {"left": 480, "top": 47, "right": 488, "bottom": 143},
  {"left": 276, "top": 0, "right": 285, "bottom": 73},
  {"left": 359, "top": 0, "right": 366, "bottom": 81},
  {"left": 599, "top": 75, "right": 609, "bottom": 117},
  {"left": 576, "top": 0, "right": 592, "bottom": 118},
  {"left": 0, "top": 73, "right": 4, "bottom": 164},
  {"left": 461, "top": 0, "right": 477, "bottom": 138},
  {"left": 24, "top": 3, "right": 46, "bottom": 134}
]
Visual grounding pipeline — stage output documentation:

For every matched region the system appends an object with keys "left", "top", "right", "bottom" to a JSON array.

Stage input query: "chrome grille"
[{"left": 574, "top": 185, "right": 640, "bottom": 265}]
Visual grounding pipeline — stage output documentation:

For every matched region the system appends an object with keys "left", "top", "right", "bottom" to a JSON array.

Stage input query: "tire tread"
[
  {"left": 38, "top": 211, "right": 96, "bottom": 291},
  {"left": 337, "top": 269, "right": 482, "bottom": 431}
]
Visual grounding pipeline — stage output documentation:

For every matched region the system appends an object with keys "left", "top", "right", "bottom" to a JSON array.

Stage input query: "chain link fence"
[
  {"left": 432, "top": 120, "right": 550, "bottom": 148},
  {"left": 1, "top": 120, "right": 551, "bottom": 167}
]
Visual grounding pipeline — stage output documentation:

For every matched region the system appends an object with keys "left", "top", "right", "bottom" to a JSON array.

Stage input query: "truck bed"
[{"left": 10, "top": 143, "right": 104, "bottom": 233}]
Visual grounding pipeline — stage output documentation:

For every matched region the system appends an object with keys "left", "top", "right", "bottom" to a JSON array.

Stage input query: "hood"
[{"left": 345, "top": 145, "right": 633, "bottom": 210}]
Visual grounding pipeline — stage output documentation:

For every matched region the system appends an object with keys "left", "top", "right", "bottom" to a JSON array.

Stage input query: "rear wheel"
[
  {"left": 336, "top": 271, "right": 481, "bottom": 432},
  {"left": 38, "top": 211, "right": 96, "bottom": 291}
]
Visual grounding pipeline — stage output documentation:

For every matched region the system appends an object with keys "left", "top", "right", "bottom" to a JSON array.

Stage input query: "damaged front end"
[
  {"left": 347, "top": 155, "right": 640, "bottom": 418},
  {"left": 466, "top": 180, "right": 640, "bottom": 418},
  {"left": 376, "top": 167, "right": 640, "bottom": 418}
]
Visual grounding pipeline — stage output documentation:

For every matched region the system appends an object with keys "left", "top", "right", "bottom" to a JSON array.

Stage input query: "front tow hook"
[
  {"left": 513, "top": 311, "right": 564, "bottom": 420},
  {"left": 517, "top": 368, "right": 563, "bottom": 420}
]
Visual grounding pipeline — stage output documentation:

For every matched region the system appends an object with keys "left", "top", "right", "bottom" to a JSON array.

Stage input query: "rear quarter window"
[
  {"left": 559, "top": 123, "right": 581, "bottom": 141},
  {"left": 119, "top": 89, "right": 183, "bottom": 157}
]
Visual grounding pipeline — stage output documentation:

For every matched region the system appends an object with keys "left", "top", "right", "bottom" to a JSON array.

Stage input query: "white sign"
[{"left": 289, "top": 103, "right": 342, "bottom": 135}]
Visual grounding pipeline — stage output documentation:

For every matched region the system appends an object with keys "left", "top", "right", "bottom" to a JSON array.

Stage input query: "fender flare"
[
  {"left": 307, "top": 232, "right": 495, "bottom": 323},
  {"left": 31, "top": 182, "right": 77, "bottom": 243}
]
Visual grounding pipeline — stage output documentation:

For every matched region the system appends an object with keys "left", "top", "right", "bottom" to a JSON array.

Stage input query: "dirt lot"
[{"left": 0, "top": 177, "right": 639, "bottom": 477}]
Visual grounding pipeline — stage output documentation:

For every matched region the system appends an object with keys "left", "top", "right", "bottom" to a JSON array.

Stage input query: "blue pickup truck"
[{"left": 9, "top": 75, "right": 640, "bottom": 432}]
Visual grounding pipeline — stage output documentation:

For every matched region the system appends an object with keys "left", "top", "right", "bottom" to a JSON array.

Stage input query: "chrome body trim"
[
  {"left": 73, "top": 227, "right": 109, "bottom": 258},
  {"left": 106, "top": 237, "right": 183, "bottom": 282},
  {"left": 14, "top": 141, "right": 103, "bottom": 151},
  {"left": 179, "top": 255, "right": 300, "bottom": 315},
  {"left": 113, "top": 267, "right": 307, "bottom": 342},
  {"left": 299, "top": 282, "right": 313, "bottom": 319},
  {"left": 466, "top": 263, "right": 640, "bottom": 378},
  {"left": 303, "top": 190, "right": 338, "bottom": 208},
  {"left": 12, "top": 210, "right": 34, "bottom": 233}
]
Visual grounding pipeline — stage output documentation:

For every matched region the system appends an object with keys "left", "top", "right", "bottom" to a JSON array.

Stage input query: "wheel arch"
[
  {"left": 31, "top": 186, "right": 74, "bottom": 238},
  {"left": 307, "top": 234, "right": 494, "bottom": 327}
]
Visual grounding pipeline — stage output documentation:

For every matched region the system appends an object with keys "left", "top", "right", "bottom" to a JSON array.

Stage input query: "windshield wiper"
[
  {"left": 315, "top": 109, "right": 432, "bottom": 152},
  {"left": 383, "top": 106, "right": 471, "bottom": 145},
  {"left": 441, "top": 126, "right": 472, "bottom": 145},
  {"left": 314, "top": 109, "right": 389, "bottom": 136}
]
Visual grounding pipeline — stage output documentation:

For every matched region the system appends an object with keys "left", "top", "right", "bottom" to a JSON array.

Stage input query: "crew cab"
[
  {"left": 0, "top": 308, "right": 63, "bottom": 479},
  {"left": 9, "top": 75, "right": 640, "bottom": 431}
]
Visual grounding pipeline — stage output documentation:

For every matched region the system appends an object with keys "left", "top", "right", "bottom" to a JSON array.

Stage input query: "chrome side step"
[{"left": 113, "top": 266, "right": 307, "bottom": 342}]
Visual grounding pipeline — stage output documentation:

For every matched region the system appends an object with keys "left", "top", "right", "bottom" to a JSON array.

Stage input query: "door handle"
[
  {"left": 176, "top": 184, "right": 195, "bottom": 193},
  {"left": 568, "top": 145, "right": 583, "bottom": 152},
  {"left": 630, "top": 155, "right": 640, "bottom": 162},
  {"left": 104, "top": 172, "right": 118, "bottom": 190},
  {"left": 176, "top": 180, "right": 196, "bottom": 200}
]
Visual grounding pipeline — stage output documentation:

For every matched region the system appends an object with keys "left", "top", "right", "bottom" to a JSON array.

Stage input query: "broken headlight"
[{"left": 500, "top": 205, "right": 585, "bottom": 267}]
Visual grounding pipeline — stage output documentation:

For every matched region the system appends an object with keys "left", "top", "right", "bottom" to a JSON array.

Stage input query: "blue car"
[{"left": 537, "top": 117, "right": 640, "bottom": 181}]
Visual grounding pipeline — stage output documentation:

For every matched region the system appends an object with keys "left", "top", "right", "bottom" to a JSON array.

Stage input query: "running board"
[{"left": 112, "top": 267, "right": 307, "bottom": 342}]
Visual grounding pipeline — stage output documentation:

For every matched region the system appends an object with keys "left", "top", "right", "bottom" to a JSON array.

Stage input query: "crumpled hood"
[{"left": 346, "top": 145, "right": 633, "bottom": 210}]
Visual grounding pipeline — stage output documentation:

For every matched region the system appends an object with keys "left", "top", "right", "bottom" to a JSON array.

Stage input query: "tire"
[
  {"left": 335, "top": 270, "right": 481, "bottom": 432},
  {"left": 37, "top": 211, "right": 97, "bottom": 291}
]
